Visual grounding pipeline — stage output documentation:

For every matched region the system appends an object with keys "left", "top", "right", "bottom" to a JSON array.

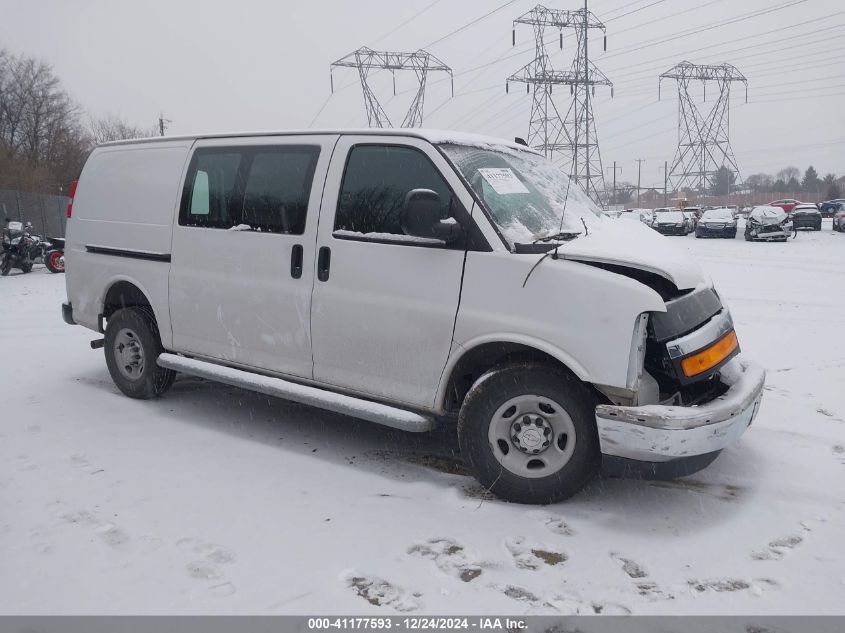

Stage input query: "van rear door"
[{"left": 169, "top": 135, "right": 337, "bottom": 378}]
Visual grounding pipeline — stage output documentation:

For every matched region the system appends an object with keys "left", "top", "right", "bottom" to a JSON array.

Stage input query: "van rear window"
[{"left": 179, "top": 145, "right": 319, "bottom": 233}]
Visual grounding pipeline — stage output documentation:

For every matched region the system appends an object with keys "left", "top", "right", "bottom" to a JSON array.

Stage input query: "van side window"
[
  {"left": 241, "top": 148, "right": 319, "bottom": 234},
  {"left": 180, "top": 146, "right": 320, "bottom": 233},
  {"left": 182, "top": 151, "right": 243, "bottom": 229},
  {"left": 334, "top": 145, "right": 451, "bottom": 236}
]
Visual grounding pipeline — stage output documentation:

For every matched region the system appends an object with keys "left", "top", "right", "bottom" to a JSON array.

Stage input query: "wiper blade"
[{"left": 531, "top": 231, "right": 582, "bottom": 244}]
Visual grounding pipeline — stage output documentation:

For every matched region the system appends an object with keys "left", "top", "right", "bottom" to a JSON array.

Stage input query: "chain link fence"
[{"left": 1, "top": 189, "right": 69, "bottom": 238}]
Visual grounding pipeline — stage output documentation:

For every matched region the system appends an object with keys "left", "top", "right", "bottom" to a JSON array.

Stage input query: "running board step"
[{"left": 157, "top": 353, "right": 435, "bottom": 433}]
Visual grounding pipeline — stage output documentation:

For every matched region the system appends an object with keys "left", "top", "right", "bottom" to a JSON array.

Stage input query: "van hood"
[{"left": 557, "top": 219, "right": 706, "bottom": 291}]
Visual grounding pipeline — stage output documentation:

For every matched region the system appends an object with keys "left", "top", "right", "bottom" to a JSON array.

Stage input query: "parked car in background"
[
  {"left": 768, "top": 199, "right": 802, "bottom": 214},
  {"left": 652, "top": 210, "right": 688, "bottom": 236},
  {"left": 654, "top": 207, "right": 692, "bottom": 232},
  {"left": 696, "top": 207, "right": 738, "bottom": 239},
  {"left": 685, "top": 205, "right": 703, "bottom": 219},
  {"left": 819, "top": 199, "right": 845, "bottom": 217},
  {"left": 791, "top": 203, "right": 822, "bottom": 231},
  {"left": 831, "top": 203, "right": 845, "bottom": 232},
  {"left": 745, "top": 206, "right": 793, "bottom": 242},
  {"left": 619, "top": 208, "right": 654, "bottom": 227}
]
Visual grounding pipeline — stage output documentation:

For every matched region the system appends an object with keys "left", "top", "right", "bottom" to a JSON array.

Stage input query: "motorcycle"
[
  {"left": 1, "top": 221, "right": 36, "bottom": 275},
  {"left": 43, "top": 236, "right": 66, "bottom": 273},
  {"left": 0, "top": 221, "right": 65, "bottom": 275}
]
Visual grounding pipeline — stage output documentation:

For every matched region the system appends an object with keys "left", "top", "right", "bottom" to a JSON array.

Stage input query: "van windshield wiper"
[{"left": 531, "top": 231, "right": 582, "bottom": 244}]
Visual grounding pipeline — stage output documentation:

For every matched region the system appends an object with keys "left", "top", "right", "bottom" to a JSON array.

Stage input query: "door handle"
[
  {"left": 317, "top": 246, "right": 331, "bottom": 282},
  {"left": 290, "top": 244, "right": 303, "bottom": 279}
]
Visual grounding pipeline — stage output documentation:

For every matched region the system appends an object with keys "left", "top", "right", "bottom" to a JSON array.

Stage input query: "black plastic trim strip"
[
  {"left": 85, "top": 245, "right": 171, "bottom": 262},
  {"left": 651, "top": 287, "right": 722, "bottom": 343}
]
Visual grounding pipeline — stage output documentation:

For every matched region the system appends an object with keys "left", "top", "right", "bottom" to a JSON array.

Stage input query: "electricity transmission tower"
[
  {"left": 506, "top": 2, "right": 612, "bottom": 206},
  {"left": 330, "top": 47, "right": 453, "bottom": 128},
  {"left": 659, "top": 61, "right": 747, "bottom": 193}
]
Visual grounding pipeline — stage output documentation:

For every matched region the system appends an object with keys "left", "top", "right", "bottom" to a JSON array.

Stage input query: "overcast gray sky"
[{"left": 2, "top": 0, "right": 842, "bottom": 187}]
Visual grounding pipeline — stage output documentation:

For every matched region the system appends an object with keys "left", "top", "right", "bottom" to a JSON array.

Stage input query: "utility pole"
[
  {"left": 636, "top": 158, "right": 644, "bottom": 207},
  {"left": 659, "top": 160, "right": 669, "bottom": 206},
  {"left": 158, "top": 113, "right": 172, "bottom": 137},
  {"left": 507, "top": 3, "right": 612, "bottom": 206},
  {"left": 330, "top": 48, "right": 453, "bottom": 127},
  {"left": 607, "top": 161, "right": 622, "bottom": 209}
]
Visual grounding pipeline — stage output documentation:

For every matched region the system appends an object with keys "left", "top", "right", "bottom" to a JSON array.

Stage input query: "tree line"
[
  {"left": 0, "top": 48, "right": 155, "bottom": 196},
  {"left": 745, "top": 166, "right": 840, "bottom": 199}
]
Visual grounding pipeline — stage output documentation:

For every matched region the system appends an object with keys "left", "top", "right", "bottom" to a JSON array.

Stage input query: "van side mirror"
[{"left": 401, "top": 189, "right": 462, "bottom": 243}]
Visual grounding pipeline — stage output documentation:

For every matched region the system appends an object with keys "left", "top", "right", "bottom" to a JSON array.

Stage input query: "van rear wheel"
[
  {"left": 105, "top": 307, "right": 176, "bottom": 399},
  {"left": 458, "top": 363, "right": 600, "bottom": 504}
]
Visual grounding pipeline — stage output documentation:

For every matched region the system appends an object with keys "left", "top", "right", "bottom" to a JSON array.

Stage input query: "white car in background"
[
  {"left": 744, "top": 205, "right": 793, "bottom": 242},
  {"left": 618, "top": 208, "right": 655, "bottom": 227}
]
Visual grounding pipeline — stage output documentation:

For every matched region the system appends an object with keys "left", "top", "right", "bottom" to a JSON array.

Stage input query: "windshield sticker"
[{"left": 478, "top": 168, "right": 530, "bottom": 195}]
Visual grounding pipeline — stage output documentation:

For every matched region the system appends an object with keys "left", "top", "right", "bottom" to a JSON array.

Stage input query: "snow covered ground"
[{"left": 1, "top": 222, "right": 844, "bottom": 616}]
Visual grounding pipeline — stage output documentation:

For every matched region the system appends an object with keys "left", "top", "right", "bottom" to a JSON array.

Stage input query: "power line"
[
  {"left": 307, "top": 93, "right": 333, "bottom": 128},
  {"left": 611, "top": 0, "right": 723, "bottom": 33},
  {"left": 609, "top": 16, "right": 845, "bottom": 86},
  {"left": 599, "top": 0, "right": 809, "bottom": 61},
  {"left": 606, "top": 0, "right": 672, "bottom": 24},
  {"left": 423, "top": 0, "right": 522, "bottom": 49},
  {"left": 371, "top": 0, "right": 444, "bottom": 46}
]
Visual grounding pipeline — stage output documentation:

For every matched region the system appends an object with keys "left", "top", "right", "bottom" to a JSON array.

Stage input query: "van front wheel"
[
  {"left": 458, "top": 364, "right": 600, "bottom": 504},
  {"left": 104, "top": 307, "right": 176, "bottom": 399}
]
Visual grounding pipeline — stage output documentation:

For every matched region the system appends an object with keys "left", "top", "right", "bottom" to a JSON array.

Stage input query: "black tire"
[
  {"left": 458, "top": 363, "right": 601, "bottom": 504},
  {"left": 21, "top": 261, "right": 32, "bottom": 273},
  {"left": 0, "top": 254, "right": 10, "bottom": 276},
  {"left": 104, "top": 307, "right": 176, "bottom": 399},
  {"left": 45, "top": 250, "right": 65, "bottom": 273},
  {"left": 744, "top": 230, "right": 752, "bottom": 242}
]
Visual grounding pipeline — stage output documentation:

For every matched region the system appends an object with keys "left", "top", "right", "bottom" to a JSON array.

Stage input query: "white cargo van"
[{"left": 62, "top": 129, "right": 765, "bottom": 503}]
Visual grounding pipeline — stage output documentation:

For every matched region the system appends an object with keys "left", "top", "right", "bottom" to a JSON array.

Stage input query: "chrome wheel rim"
[
  {"left": 487, "top": 394, "right": 576, "bottom": 479},
  {"left": 114, "top": 328, "right": 145, "bottom": 380}
]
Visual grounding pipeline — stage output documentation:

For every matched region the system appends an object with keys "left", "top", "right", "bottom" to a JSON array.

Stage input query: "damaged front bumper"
[
  {"left": 748, "top": 222, "right": 792, "bottom": 240},
  {"left": 595, "top": 358, "right": 765, "bottom": 464}
]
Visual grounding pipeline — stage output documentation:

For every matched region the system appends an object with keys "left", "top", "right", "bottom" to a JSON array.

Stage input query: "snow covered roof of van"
[{"left": 97, "top": 128, "right": 537, "bottom": 153}]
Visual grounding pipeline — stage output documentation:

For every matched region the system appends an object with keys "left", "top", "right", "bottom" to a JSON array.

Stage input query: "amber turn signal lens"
[{"left": 680, "top": 330, "right": 739, "bottom": 377}]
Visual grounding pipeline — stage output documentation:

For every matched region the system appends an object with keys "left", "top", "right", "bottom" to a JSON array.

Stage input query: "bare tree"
[
  {"left": 745, "top": 173, "right": 773, "bottom": 193},
  {"left": 0, "top": 49, "right": 88, "bottom": 191},
  {"left": 89, "top": 114, "right": 157, "bottom": 144},
  {"left": 776, "top": 166, "right": 800, "bottom": 184}
]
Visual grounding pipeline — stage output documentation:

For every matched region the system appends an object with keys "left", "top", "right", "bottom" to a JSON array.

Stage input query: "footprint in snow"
[
  {"left": 751, "top": 533, "right": 805, "bottom": 561},
  {"left": 505, "top": 536, "right": 567, "bottom": 570},
  {"left": 343, "top": 572, "right": 421, "bottom": 612},
  {"left": 51, "top": 503, "right": 130, "bottom": 549},
  {"left": 177, "top": 537, "right": 237, "bottom": 564},
  {"left": 688, "top": 578, "right": 780, "bottom": 594},
  {"left": 94, "top": 523, "right": 130, "bottom": 549},
  {"left": 545, "top": 591, "right": 633, "bottom": 615},
  {"left": 635, "top": 582, "right": 675, "bottom": 602},
  {"left": 407, "top": 537, "right": 483, "bottom": 582},
  {"left": 177, "top": 537, "right": 236, "bottom": 585},
  {"left": 527, "top": 510, "right": 576, "bottom": 536},
  {"left": 610, "top": 552, "right": 648, "bottom": 579},
  {"left": 499, "top": 584, "right": 540, "bottom": 603}
]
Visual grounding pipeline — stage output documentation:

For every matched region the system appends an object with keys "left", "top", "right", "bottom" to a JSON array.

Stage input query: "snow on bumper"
[{"left": 595, "top": 358, "right": 765, "bottom": 463}]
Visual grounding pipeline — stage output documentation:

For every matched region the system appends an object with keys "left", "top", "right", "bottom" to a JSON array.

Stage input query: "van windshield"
[{"left": 440, "top": 143, "right": 600, "bottom": 247}]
